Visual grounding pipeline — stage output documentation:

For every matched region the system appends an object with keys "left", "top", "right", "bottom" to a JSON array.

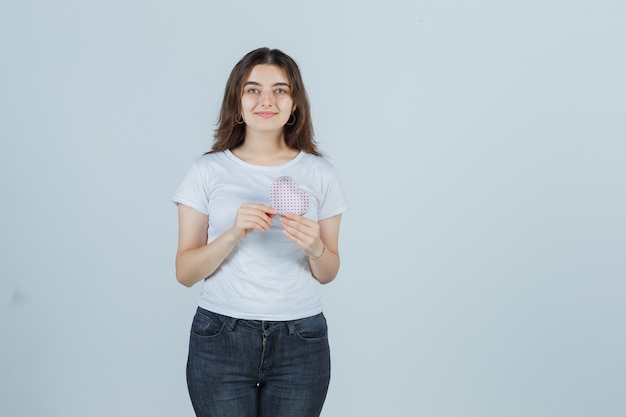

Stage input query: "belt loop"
[
  {"left": 225, "top": 317, "right": 237, "bottom": 332},
  {"left": 287, "top": 321, "right": 296, "bottom": 335}
]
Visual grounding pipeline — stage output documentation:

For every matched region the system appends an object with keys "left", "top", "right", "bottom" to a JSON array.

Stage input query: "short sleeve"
[
  {"left": 171, "top": 161, "right": 210, "bottom": 215},
  {"left": 318, "top": 167, "right": 348, "bottom": 220}
]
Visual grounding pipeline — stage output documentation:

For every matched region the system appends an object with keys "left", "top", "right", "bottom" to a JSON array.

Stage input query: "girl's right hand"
[{"left": 228, "top": 203, "right": 277, "bottom": 241}]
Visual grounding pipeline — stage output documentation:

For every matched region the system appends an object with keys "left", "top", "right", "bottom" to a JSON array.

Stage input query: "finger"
[
  {"left": 282, "top": 229, "right": 321, "bottom": 256},
  {"left": 282, "top": 220, "right": 318, "bottom": 246},
  {"left": 242, "top": 217, "right": 271, "bottom": 232},
  {"left": 236, "top": 211, "right": 273, "bottom": 231},
  {"left": 280, "top": 215, "right": 318, "bottom": 238},
  {"left": 281, "top": 212, "right": 306, "bottom": 221},
  {"left": 280, "top": 213, "right": 306, "bottom": 227},
  {"left": 242, "top": 203, "right": 278, "bottom": 216},
  {"left": 283, "top": 212, "right": 317, "bottom": 229},
  {"left": 282, "top": 228, "right": 307, "bottom": 246},
  {"left": 239, "top": 207, "right": 276, "bottom": 228}
]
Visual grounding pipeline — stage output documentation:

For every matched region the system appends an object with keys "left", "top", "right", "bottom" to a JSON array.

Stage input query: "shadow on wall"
[{"left": 0, "top": 285, "right": 27, "bottom": 312}]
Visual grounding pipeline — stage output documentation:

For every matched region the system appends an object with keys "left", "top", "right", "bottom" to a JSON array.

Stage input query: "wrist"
[
  {"left": 224, "top": 227, "right": 245, "bottom": 244},
  {"left": 308, "top": 245, "right": 326, "bottom": 261}
]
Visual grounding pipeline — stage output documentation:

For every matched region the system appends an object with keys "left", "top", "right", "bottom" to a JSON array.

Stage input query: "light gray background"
[{"left": 1, "top": 1, "right": 624, "bottom": 416}]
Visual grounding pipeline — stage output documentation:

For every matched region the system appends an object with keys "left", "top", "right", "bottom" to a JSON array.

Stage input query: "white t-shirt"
[{"left": 172, "top": 150, "right": 348, "bottom": 320}]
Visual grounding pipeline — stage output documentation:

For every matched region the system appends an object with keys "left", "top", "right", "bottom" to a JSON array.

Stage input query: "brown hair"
[{"left": 208, "top": 47, "right": 321, "bottom": 156}]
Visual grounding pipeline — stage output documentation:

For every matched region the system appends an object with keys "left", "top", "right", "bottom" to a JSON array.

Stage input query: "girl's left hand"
[{"left": 280, "top": 212, "right": 324, "bottom": 258}]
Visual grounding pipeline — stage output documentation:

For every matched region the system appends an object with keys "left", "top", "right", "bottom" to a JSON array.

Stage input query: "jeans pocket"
[
  {"left": 293, "top": 313, "right": 328, "bottom": 341},
  {"left": 190, "top": 309, "right": 225, "bottom": 338}
]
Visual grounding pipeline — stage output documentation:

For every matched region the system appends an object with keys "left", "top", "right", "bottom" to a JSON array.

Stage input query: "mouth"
[{"left": 255, "top": 112, "right": 277, "bottom": 119}]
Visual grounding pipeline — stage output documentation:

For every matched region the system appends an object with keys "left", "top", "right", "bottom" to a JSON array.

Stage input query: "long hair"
[{"left": 208, "top": 48, "right": 321, "bottom": 156}]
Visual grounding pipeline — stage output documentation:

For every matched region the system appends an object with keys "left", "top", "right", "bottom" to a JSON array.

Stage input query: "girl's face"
[{"left": 240, "top": 64, "right": 295, "bottom": 135}]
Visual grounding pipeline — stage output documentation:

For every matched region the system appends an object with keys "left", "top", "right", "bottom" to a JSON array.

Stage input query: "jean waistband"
[{"left": 197, "top": 307, "right": 320, "bottom": 335}]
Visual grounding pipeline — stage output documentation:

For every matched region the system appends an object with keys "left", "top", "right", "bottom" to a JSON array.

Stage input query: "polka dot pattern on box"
[{"left": 269, "top": 176, "right": 311, "bottom": 215}]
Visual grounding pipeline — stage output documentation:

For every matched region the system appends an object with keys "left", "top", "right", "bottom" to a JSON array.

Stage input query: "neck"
[{"left": 232, "top": 132, "right": 299, "bottom": 166}]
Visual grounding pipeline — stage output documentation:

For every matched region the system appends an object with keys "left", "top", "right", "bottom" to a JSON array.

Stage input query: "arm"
[
  {"left": 280, "top": 213, "right": 343, "bottom": 284},
  {"left": 175, "top": 203, "right": 277, "bottom": 287}
]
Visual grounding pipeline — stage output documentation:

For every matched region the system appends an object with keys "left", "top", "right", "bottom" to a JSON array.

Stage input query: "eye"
[
  {"left": 275, "top": 88, "right": 288, "bottom": 95},
  {"left": 246, "top": 88, "right": 259, "bottom": 94}
]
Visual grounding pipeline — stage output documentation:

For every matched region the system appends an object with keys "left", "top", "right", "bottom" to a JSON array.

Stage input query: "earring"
[
  {"left": 235, "top": 113, "right": 245, "bottom": 125},
  {"left": 286, "top": 113, "right": 296, "bottom": 126}
]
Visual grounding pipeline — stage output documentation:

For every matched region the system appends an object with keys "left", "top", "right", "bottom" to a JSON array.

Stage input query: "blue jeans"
[{"left": 186, "top": 308, "right": 331, "bottom": 417}]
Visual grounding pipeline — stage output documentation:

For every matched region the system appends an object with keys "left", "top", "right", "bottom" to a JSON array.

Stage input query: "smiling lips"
[{"left": 255, "top": 111, "right": 277, "bottom": 119}]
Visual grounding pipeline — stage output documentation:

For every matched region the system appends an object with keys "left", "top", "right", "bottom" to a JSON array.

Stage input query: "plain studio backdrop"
[{"left": 1, "top": 1, "right": 624, "bottom": 416}]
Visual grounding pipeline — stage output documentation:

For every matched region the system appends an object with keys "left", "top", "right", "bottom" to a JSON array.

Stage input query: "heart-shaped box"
[{"left": 269, "top": 176, "right": 311, "bottom": 215}]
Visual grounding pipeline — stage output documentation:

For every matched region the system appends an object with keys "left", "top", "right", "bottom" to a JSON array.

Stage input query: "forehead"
[{"left": 245, "top": 64, "right": 289, "bottom": 84}]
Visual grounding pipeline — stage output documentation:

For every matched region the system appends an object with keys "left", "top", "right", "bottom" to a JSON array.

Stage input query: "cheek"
[
  {"left": 279, "top": 96, "right": 294, "bottom": 110},
  {"left": 241, "top": 95, "right": 256, "bottom": 110}
]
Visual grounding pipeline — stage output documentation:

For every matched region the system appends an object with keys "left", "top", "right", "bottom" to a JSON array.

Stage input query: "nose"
[{"left": 260, "top": 89, "right": 274, "bottom": 106}]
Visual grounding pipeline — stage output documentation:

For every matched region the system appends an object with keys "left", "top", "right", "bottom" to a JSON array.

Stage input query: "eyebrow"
[{"left": 243, "top": 81, "right": 291, "bottom": 88}]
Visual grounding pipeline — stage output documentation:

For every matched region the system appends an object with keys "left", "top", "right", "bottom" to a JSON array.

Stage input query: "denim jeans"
[{"left": 186, "top": 307, "right": 331, "bottom": 417}]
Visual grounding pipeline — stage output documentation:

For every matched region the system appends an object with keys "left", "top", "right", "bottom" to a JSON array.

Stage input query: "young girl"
[{"left": 172, "top": 47, "right": 347, "bottom": 417}]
